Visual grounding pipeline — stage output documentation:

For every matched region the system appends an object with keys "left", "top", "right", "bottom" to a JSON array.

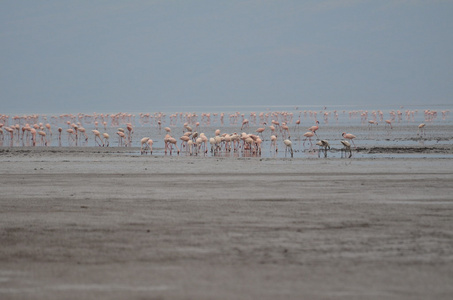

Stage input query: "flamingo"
[
  {"left": 195, "top": 137, "right": 203, "bottom": 155},
  {"left": 168, "top": 137, "right": 180, "bottom": 155},
  {"left": 209, "top": 137, "right": 216, "bottom": 154},
  {"left": 45, "top": 123, "right": 52, "bottom": 138},
  {"left": 281, "top": 123, "right": 290, "bottom": 139},
  {"left": 283, "top": 139, "right": 293, "bottom": 158},
  {"left": 187, "top": 140, "right": 193, "bottom": 155},
  {"left": 92, "top": 130, "right": 104, "bottom": 146},
  {"left": 223, "top": 133, "right": 232, "bottom": 152},
  {"left": 418, "top": 123, "right": 425, "bottom": 135},
  {"left": 342, "top": 132, "right": 356, "bottom": 147},
  {"left": 58, "top": 127, "right": 62, "bottom": 146},
  {"left": 78, "top": 127, "right": 88, "bottom": 141},
  {"left": 214, "top": 135, "right": 222, "bottom": 153},
  {"left": 184, "top": 124, "right": 193, "bottom": 132},
  {"left": 341, "top": 140, "right": 352, "bottom": 158},
  {"left": 200, "top": 133, "right": 208, "bottom": 154},
  {"left": 294, "top": 116, "right": 301, "bottom": 133},
  {"left": 191, "top": 131, "right": 199, "bottom": 142},
  {"left": 30, "top": 128, "right": 37, "bottom": 146},
  {"left": 385, "top": 120, "right": 393, "bottom": 130},
  {"left": 4, "top": 127, "right": 14, "bottom": 143},
  {"left": 308, "top": 121, "right": 320, "bottom": 137},
  {"left": 126, "top": 123, "right": 133, "bottom": 144},
  {"left": 230, "top": 133, "right": 240, "bottom": 152},
  {"left": 102, "top": 133, "right": 110, "bottom": 147},
  {"left": 255, "top": 136, "right": 262, "bottom": 155},
  {"left": 303, "top": 131, "right": 315, "bottom": 146},
  {"left": 180, "top": 135, "right": 190, "bottom": 151},
  {"left": 145, "top": 139, "right": 152, "bottom": 154},
  {"left": 316, "top": 140, "right": 330, "bottom": 158},
  {"left": 117, "top": 131, "right": 126, "bottom": 147},
  {"left": 37, "top": 130, "right": 47, "bottom": 146},
  {"left": 140, "top": 137, "right": 150, "bottom": 154},
  {"left": 256, "top": 127, "right": 265, "bottom": 137},
  {"left": 240, "top": 119, "right": 249, "bottom": 130},
  {"left": 67, "top": 129, "right": 75, "bottom": 146},
  {"left": 368, "top": 120, "right": 378, "bottom": 129}
]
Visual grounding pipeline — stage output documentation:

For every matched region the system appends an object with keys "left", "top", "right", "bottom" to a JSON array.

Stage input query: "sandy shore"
[{"left": 1, "top": 148, "right": 453, "bottom": 299}]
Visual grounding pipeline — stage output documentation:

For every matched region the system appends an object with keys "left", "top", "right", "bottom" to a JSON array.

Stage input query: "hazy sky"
[{"left": 1, "top": 0, "right": 452, "bottom": 114}]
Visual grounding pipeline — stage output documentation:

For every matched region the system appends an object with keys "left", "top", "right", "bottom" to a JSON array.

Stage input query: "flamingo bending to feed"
[
  {"left": 283, "top": 139, "right": 293, "bottom": 158},
  {"left": 256, "top": 127, "right": 265, "bottom": 137},
  {"left": 180, "top": 135, "right": 190, "bottom": 151},
  {"left": 167, "top": 137, "right": 180, "bottom": 155},
  {"left": 316, "top": 140, "right": 330, "bottom": 158},
  {"left": 102, "top": 133, "right": 110, "bottom": 147},
  {"left": 418, "top": 123, "right": 425, "bottom": 135},
  {"left": 341, "top": 140, "right": 352, "bottom": 158},
  {"left": 92, "top": 130, "right": 104, "bottom": 146},
  {"left": 37, "top": 130, "right": 48, "bottom": 146},
  {"left": 140, "top": 137, "right": 150, "bottom": 154},
  {"left": 385, "top": 120, "right": 393, "bottom": 129}
]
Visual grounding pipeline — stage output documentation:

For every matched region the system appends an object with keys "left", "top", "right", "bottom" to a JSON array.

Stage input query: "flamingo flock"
[{"left": 0, "top": 107, "right": 449, "bottom": 158}]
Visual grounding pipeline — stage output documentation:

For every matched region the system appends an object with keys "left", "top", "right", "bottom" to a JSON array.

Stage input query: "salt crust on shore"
[{"left": 1, "top": 148, "right": 452, "bottom": 300}]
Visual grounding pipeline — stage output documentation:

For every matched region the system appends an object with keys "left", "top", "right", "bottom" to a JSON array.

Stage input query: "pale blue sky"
[{"left": 1, "top": 0, "right": 452, "bottom": 114}]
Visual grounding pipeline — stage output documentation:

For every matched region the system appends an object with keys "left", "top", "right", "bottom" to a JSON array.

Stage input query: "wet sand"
[{"left": 1, "top": 148, "right": 453, "bottom": 299}]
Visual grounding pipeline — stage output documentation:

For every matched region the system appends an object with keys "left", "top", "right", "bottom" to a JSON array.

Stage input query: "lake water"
[{"left": 1, "top": 104, "right": 452, "bottom": 158}]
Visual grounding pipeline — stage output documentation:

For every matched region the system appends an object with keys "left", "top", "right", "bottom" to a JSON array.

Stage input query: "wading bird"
[
  {"left": 341, "top": 140, "right": 352, "bottom": 158},
  {"left": 342, "top": 132, "right": 356, "bottom": 147},
  {"left": 418, "top": 123, "right": 425, "bottom": 135},
  {"left": 316, "top": 140, "right": 330, "bottom": 158},
  {"left": 283, "top": 138, "right": 293, "bottom": 158}
]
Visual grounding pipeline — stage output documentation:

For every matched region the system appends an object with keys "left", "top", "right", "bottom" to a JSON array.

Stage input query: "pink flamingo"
[
  {"left": 342, "top": 132, "right": 356, "bottom": 147},
  {"left": 270, "top": 135, "right": 278, "bottom": 152},
  {"left": 103, "top": 133, "right": 110, "bottom": 147},
  {"left": 78, "top": 127, "right": 89, "bottom": 142},
  {"left": 45, "top": 123, "right": 52, "bottom": 138},
  {"left": 385, "top": 120, "right": 393, "bottom": 129},
  {"left": 66, "top": 129, "right": 75, "bottom": 146},
  {"left": 281, "top": 123, "right": 290, "bottom": 139},
  {"left": 241, "top": 119, "right": 249, "bottom": 130},
  {"left": 147, "top": 139, "right": 153, "bottom": 154},
  {"left": 58, "top": 127, "right": 62, "bottom": 146},
  {"left": 303, "top": 131, "right": 315, "bottom": 146},
  {"left": 30, "top": 128, "right": 37, "bottom": 146},
  {"left": 256, "top": 127, "right": 265, "bottom": 137},
  {"left": 126, "top": 123, "right": 133, "bottom": 145},
  {"left": 167, "top": 137, "right": 180, "bottom": 155},
  {"left": 117, "top": 131, "right": 126, "bottom": 147},
  {"left": 294, "top": 118, "right": 301, "bottom": 133},
  {"left": 308, "top": 121, "right": 320, "bottom": 137},
  {"left": 37, "top": 130, "right": 48, "bottom": 146},
  {"left": 368, "top": 120, "right": 378, "bottom": 129},
  {"left": 140, "top": 137, "right": 150, "bottom": 154},
  {"left": 92, "top": 130, "right": 104, "bottom": 146},
  {"left": 180, "top": 135, "right": 190, "bottom": 151}
]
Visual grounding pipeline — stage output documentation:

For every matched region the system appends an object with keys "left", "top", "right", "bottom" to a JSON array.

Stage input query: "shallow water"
[{"left": 1, "top": 105, "right": 452, "bottom": 159}]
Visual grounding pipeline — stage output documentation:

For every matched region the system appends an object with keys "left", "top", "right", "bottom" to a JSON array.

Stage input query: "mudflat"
[{"left": 1, "top": 148, "right": 453, "bottom": 299}]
